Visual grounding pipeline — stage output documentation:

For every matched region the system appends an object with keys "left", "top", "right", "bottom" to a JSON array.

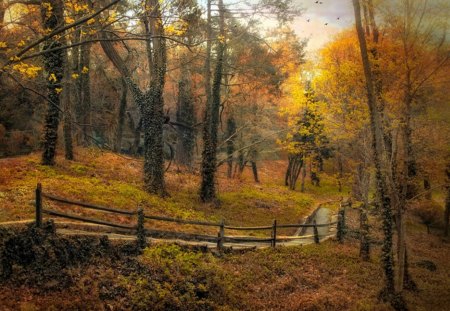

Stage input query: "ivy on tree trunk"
[{"left": 41, "top": 0, "right": 64, "bottom": 165}]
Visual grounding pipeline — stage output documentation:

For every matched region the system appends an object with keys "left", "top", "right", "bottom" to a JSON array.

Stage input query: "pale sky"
[{"left": 293, "top": 0, "right": 354, "bottom": 53}]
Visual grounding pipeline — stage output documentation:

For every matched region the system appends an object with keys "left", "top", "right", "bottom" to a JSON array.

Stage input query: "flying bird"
[
  {"left": 337, "top": 17, "right": 340, "bottom": 20},
  {"left": 324, "top": 23, "right": 328, "bottom": 26},
  {"left": 307, "top": 18, "right": 310, "bottom": 22}
]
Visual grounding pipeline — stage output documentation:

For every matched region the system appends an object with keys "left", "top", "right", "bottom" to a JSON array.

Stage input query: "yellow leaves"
[
  {"left": 105, "top": 10, "right": 117, "bottom": 24},
  {"left": 9, "top": 55, "right": 21, "bottom": 62},
  {"left": 42, "top": 2, "right": 53, "bottom": 18},
  {"left": 55, "top": 87, "right": 63, "bottom": 94},
  {"left": 217, "top": 35, "right": 226, "bottom": 43},
  {"left": 87, "top": 18, "right": 96, "bottom": 25},
  {"left": 48, "top": 73, "right": 57, "bottom": 82},
  {"left": 0, "top": 42, "right": 7, "bottom": 49},
  {"left": 65, "top": 16, "right": 75, "bottom": 24},
  {"left": 165, "top": 21, "right": 188, "bottom": 37},
  {"left": 12, "top": 62, "right": 42, "bottom": 79},
  {"left": 72, "top": 67, "right": 88, "bottom": 79},
  {"left": 17, "top": 40, "right": 26, "bottom": 47},
  {"left": 67, "top": 2, "right": 89, "bottom": 13}
]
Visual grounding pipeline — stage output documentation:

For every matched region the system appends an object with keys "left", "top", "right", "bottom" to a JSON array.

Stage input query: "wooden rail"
[{"left": 34, "top": 183, "right": 344, "bottom": 249}]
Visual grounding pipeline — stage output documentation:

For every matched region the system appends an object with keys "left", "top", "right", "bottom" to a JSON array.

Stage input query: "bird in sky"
[{"left": 324, "top": 22, "right": 328, "bottom": 26}]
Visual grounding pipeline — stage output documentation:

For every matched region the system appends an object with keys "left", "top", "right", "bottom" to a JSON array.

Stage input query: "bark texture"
[{"left": 41, "top": 0, "right": 64, "bottom": 165}]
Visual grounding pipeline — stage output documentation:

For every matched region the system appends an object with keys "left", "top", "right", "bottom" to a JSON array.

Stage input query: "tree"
[
  {"left": 100, "top": 0, "right": 168, "bottom": 195},
  {"left": 282, "top": 87, "right": 330, "bottom": 191},
  {"left": 40, "top": 0, "right": 65, "bottom": 165},
  {"left": 352, "top": 0, "right": 399, "bottom": 306},
  {"left": 199, "top": 0, "right": 225, "bottom": 203}
]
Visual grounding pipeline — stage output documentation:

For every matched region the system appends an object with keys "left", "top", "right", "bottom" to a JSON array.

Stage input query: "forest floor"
[
  {"left": 0, "top": 149, "right": 344, "bottom": 237},
  {"left": 0, "top": 149, "right": 449, "bottom": 310}
]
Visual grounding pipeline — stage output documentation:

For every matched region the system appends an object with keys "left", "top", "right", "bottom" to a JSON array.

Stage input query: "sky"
[{"left": 293, "top": 0, "right": 354, "bottom": 53}]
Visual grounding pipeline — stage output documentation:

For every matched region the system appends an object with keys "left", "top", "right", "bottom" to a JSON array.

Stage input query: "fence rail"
[{"left": 34, "top": 183, "right": 345, "bottom": 249}]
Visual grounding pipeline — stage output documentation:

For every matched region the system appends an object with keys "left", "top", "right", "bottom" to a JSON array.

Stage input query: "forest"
[{"left": 0, "top": 0, "right": 449, "bottom": 310}]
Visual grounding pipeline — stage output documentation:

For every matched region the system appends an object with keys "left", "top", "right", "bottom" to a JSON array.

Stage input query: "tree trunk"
[
  {"left": 300, "top": 164, "right": 306, "bottom": 192},
  {"left": 352, "top": 0, "right": 397, "bottom": 302},
  {"left": 41, "top": 0, "right": 64, "bottom": 165},
  {"left": 359, "top": 204, "right": 370, "bottom": 261},
  {"left": 423, "top": 177, "right": 431, "bottom": 200},
  {"left": 62, "top": 48, "right": 74, "bottom": 160},
  {"left": 127, "top": 113, "right": 141, "bottom": 155},
  {"left": 79, "top": 42, "right": 91, "bottom": 145},
  {"left": 99, "top": 0, "right": 167, "bottom": 195},
  {"left": 251, "top": 161, "right": 259, "bottom": 183},
  {"left": 226, "top": 116, "right": 236, "bottom": 178},
  {"left": 141, "top": 0, "right": 167, "bottom": 195},
  {"left": 71, "top": 27, "right": 81, "bottom": 144},
  {"left": 338, "top": 154, "right": 343, "bottom": 192},
  {"left": 445, "top": 164, "right": 450, "bottom": 236},
  {"left": 175, "top": 62, "right": 196, "bottom": 168},
  {"left": 286, "top": 154, "right": 303, "bottom": 191},
  {"left": 200, "top": 0, "right": 225, "bottom": 203},
  {"left": 114, "top": 78, "right": 128, "bottom": 152},
  {"left": 444, "top": 189, "right": 449, "bottom": 236}
]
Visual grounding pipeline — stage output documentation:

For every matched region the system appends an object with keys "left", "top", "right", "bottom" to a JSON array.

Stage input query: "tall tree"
[
  {"left": 41, "top": 0, "right": 65, "bottom": 165},
  {"left": 352, "top": 0, "right": 399, "bottom": 306},
  {"left": 200, "top": 0, "right": 225, "bottom": 203},
  {"left": 100, "top": 0, "right": 168, "bottom": 195},
  {"left": 175, "top": 60, "right": 196, "bottom": 168}
]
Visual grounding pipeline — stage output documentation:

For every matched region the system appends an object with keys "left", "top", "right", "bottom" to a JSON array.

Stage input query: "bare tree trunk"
[
  {"left": 175, "top": 58, "right": 196, "bottom": 168},
  {"left": 62, "top": 48, "right": 74, "bottom": 160},
  {"left": 423, "top": 177, "right": 431, "bottom": 200},
  {"left": 79, "top": 42, "right": 91, "bottom": 146},
  {"left": 114, "top": 78, "right": 127, "bottom": 152},
  {"left": 300, "top": 164, "right": 306, "bottom": 192},
  {"left": 226, "top": 116, "right": 236, "bottom": 178},
  {"left": 359, "top": 204, "right": 370, "bottom": 261},
  {"left": 338, "top": 154, "right": 343, "bottom": 192},
  {"left": 445, "top": 164, "right": 450, "bottom": 236},
  {"left": 249, "top": 162, "right": 258, "bottom": 183},
  {"left": 445, "top": 189, "right": 449, "bottom": 236},
  {"left": 286, "top": 154, "right": 303, "bottom": 190}
]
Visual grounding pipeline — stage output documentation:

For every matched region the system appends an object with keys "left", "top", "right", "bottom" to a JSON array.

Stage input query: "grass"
[{"left": 0, "top": 149, "right": 344, "bottom": 235}]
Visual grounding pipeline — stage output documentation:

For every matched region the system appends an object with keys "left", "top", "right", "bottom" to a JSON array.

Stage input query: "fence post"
[
  {"left": 217, "top": 219, "right": 225, "bottom": 250},
  {"left": 337, "top": 208, "right": 346, "bottom": 243},
  {"left": 313, "top": 219, "right": 320, "bottom": 244},
  {"left": 35, "top": 183, "right": 42, "bottom": 228},
  {"left": 272, "top": 219, "right": 277, "bottom": 248},
  {"left": 136, "top": 208, "right": 146, "bottom": 249}
]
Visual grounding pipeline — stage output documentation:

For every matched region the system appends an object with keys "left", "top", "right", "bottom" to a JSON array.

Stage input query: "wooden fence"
[{"left": 35, "top": 183, "right": 346, "bottom": 249}]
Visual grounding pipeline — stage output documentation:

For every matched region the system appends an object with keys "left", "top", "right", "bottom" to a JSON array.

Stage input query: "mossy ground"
[
  {"left": 1, "top": 211, "right": 449, "bottom": 310},
  {"left": 0, "top": 149, "right": 342, "bottom": 236}
]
